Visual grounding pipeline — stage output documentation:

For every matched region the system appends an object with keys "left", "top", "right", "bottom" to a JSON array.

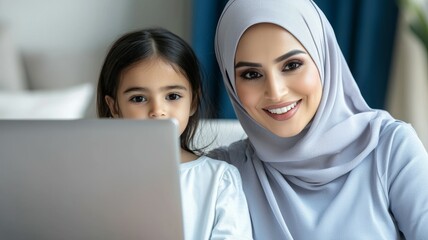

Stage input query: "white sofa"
[{"left": 195, "top": 119, "right": 247, "bottom": 151}]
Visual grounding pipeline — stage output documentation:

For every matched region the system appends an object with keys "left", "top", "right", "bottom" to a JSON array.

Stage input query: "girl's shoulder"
[
  {"left": 181, "top": 156, "right": 243, "bottom": 185},
  {"left": 200, "top": 155, "right": 242, "bottom": 176},
  {"left": 202, "top": 156, "right": 245, "bottom": 191},
  {"left": 181, "top": 155, "right": 237, "bottom": 173}
]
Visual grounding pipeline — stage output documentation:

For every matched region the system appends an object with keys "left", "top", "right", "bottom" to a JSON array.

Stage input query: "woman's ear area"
[{"left": 105, "top": 95, "right": 119, "bottom": 118}]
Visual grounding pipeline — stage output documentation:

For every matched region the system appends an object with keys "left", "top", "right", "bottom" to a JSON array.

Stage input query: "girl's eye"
[
  {"left": 130, "top": 96, "right": 146, "bottom": 103},
  {"left": 240, "top": 70, "right": 262, "bottom": 80},
  {"left": 283, "top": 61, "right": 303, "bottom": 71},
  {"left": 166, "top": 93, "right": 181, "bottom": 101}
]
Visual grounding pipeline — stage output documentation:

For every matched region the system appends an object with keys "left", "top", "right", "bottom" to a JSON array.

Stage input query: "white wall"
[
  {"left": 0, "top": 0, "right": 191, "bottom": 52},
  {"left": 0, "top": 0, "right": 192, "bottom": 88}
]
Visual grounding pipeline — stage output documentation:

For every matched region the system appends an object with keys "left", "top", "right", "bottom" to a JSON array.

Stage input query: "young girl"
[{"left": 97, "top": 27, "right": 253, "bottom": 240}]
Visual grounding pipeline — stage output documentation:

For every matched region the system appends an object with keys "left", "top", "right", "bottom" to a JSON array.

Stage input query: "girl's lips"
[{"left": 263, "top": 100, "right": 301, "bottom": 121}]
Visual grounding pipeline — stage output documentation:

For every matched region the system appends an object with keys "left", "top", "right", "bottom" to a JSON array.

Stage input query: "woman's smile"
[{"left": 263, "top": 99, "right": 301, "bottom": 121}]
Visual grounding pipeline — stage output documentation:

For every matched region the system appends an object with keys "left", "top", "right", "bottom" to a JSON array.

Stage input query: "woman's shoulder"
[
  {"left": 378, "top": 120, "right": 420, "bottom": 144},
  {"left": 376, "top": 119, "right": 427, "bottom": 159},
  {"left": 206, "top": 138, "right": 252, "bottom": 165},
  {"left": 375, "top": 119, "right": 427, "bottom": 176}
]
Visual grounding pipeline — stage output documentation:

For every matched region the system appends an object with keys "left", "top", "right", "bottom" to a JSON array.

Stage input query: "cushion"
[
  {"left": 0, "top": 23, "right": 26, "bottom": 90},
  {"left": 193, "top": 119, "right": 247, "bottom": 151},
  {"left": 0, "top": 83, "right": 93, "bottom": 119},
  {"left": 24, "top": 51, "right": 103, "bottom": 90}
]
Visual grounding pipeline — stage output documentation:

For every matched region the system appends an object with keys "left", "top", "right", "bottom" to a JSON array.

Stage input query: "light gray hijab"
[{"left": 215, "top": 0, "right": 394, "bottom": 188}]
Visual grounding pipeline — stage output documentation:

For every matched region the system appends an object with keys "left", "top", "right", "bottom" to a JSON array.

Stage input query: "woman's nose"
[{"left": 264, "top": 73, "right": 288, "bottom": 100}]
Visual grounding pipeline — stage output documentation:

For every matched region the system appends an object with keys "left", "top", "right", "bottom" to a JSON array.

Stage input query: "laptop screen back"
[{"left": 0, "top": 119, "right": 184, "bottom": 240}]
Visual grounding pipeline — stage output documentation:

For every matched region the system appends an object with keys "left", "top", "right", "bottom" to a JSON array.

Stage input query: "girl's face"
[
  {"left": 105, "top": 57, "right": 195, "bottom": 136},
  {"left": 234, "top": 23, "right": 322, "bottom": 137}
]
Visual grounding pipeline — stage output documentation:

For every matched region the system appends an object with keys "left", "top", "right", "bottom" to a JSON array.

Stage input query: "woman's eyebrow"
[
  {"left": 274, "top": 49, "right": 306, "bottom": 63},
  {"left": 234, "top": 49, "right": 306, "bottom": 69}
]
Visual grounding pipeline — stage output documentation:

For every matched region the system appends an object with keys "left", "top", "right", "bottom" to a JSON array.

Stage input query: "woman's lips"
[{"left": 263, "top": 100, "right": 301, "bottom": 121}]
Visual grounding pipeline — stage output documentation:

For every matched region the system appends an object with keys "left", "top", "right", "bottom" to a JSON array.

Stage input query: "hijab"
[{"left": 215, "top": 0, "right": 394, "bottom": 188}]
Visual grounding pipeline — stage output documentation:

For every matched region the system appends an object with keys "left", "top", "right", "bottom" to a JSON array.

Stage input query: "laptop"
[{"left": 0, "top": 119, "right": 184, "bottom": 240}]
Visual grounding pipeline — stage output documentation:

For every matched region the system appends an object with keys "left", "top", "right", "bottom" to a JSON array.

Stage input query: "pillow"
[
  {"left": 24, "top": 51, "right": 103, "bottom": 90},
  {"left": 0, "top": 23, "right": 27, "bottom": 90},
  {"left": 0, "top": 83, "right": 93, "bottom": 119},
  {"left": 192, "top": 119, "right": 247, "bottom": 151}
]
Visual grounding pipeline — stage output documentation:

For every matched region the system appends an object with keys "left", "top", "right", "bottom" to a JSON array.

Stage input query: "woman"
[{"left": 211, "top": 0, "right": 428, "bottom": 239}]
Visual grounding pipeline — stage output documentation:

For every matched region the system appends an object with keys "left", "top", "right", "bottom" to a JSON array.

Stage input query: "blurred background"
[{"left": 0, "top": 0, "right": 427, "bottom": 146}]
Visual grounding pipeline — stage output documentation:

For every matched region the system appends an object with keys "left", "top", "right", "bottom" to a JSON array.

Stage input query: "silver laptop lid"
[{"left": 0, "top": 119, "right": 184, "bottom": 240}]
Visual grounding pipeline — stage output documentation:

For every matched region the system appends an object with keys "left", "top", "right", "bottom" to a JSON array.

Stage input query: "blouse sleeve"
[
  {"left": 382, "top": 123, "right": 428, "bottom": 239},
  {"left": 210, "top": 165, "right": 253, "bottom": 240}
]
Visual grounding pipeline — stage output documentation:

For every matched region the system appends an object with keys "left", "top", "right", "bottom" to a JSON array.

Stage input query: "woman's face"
[
  {"left": 105, "top": 57, "right": 195, "bottom": 136},
  {"left": 235, "top": 23, "right": 322, "bottom": 137}
]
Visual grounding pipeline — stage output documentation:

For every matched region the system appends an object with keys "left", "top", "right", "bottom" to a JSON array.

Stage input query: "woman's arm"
[{"left": 382, "top": 123, "right": 428, "bottom": 239}]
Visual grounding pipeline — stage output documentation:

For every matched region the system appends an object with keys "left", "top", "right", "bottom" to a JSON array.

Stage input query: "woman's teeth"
[{"left": 267, "top": 102, "right": 298, "bottom": 114}]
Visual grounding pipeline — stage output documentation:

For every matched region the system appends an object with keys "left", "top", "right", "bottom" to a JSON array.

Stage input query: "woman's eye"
[
  {"left": 284, "top": 61, "right": 303, "bottom": 71},
  {"left": 241, "top": 71, "right": 262, "bottom": 80},
  {"left": 166, "top": 93, "right": 181, "bottom": 101},
  {"left": 130, "top": 96, "right": 146, "bottom": 103}
]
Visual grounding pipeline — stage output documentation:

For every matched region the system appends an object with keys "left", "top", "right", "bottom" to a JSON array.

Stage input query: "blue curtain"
[
  {"left": 315, "top": 0, "right": 398, "bottom": 110},
  {"left": 191, "top": 0, "right": 232, "bottom": 118},
  {"left": 191, "top": 0, "right": 398, "bottom": 119}
]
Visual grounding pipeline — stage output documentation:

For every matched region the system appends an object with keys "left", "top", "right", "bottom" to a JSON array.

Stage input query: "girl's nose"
[
  {"left": 264, "top": 73, "right": 288, "bottom": 101},
  {"left": 149, "top": 101, "right": 167, "bottom": 118}
]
